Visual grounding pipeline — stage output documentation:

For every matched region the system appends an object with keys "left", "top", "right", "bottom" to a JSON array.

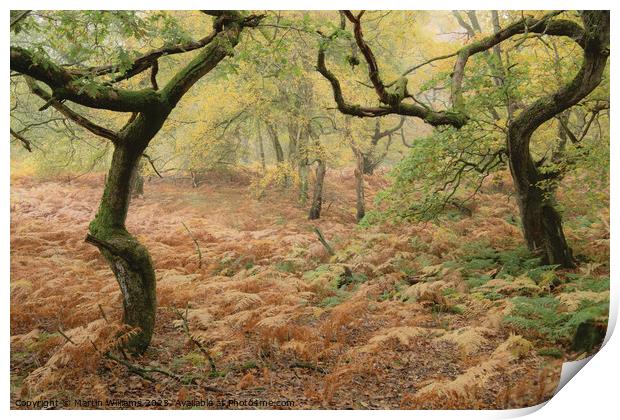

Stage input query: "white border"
[{"left": 3, "top": 1, "right": 618, "bottom": 419}]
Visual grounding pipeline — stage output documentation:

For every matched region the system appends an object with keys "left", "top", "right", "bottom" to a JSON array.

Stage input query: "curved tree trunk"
[
  {"left": 308, "top": 159, "right": 326, "bottom": 220},
  {"left": 87, "top": 141, "right": 157, "bottom": 353},
  {"left": 507, "top": 11, "right": 609, "bottom": 268},
  {"left": 87, "top": 111, "right": 170, "bottom": 353},
  {"left": 509, "top": 160, "right": 575, "bottom": 267}
]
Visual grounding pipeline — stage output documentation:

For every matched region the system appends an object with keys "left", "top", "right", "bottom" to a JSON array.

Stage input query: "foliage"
[
  {"left": 504, "top": 296, "right": 608, "bottom": 344},
  {"left": 9, "top": 9, "right": 610, "bottom": 410}
]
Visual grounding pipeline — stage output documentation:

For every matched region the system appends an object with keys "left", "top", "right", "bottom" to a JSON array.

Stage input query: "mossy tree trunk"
[
  {"left": 509, "top": 168, "right": 575, "bottom": 267},
  {"left": 130, "top": 156, "right": 145, "bottom": 198},
  {"left": 87, "top": 112, "right": 169, "bottom": 353},
  {"left": 506, "top": 11, "right": 609, "bottom": 268},
  {"left": 88, "top": 150, "right": 156, "bottom": 353}
]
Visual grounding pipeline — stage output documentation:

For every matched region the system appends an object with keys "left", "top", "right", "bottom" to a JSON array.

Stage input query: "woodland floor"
[{"left": 10, "top": 169, "right": 609, "bottom": 409}]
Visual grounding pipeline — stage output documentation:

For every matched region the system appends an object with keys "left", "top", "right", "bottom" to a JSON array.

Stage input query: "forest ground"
[{"left": 10, "top": 168, "right": 609, "bottom": 409}]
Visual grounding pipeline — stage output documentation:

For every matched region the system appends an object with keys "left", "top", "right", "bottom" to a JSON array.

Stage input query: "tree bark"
[
  {"left": 130, "top": 157, "right": 145, "bottom": 198},
  {"left": 298, "top": 162, "right": 309, "bottom": 206},
  {"left": 267, "top": 123, "right": 285, "bottom": 163},
  {"left": 507, "top": 11, "right": 609, "bottom": 268},
  {"left": 513, "top": 180, "right": 575, "bottom": 267},
  {"left": 308, "top": 159, "right": 326, "bottom": 220},
  {"left": 87, "top": 140, "right": 158, "bottom": 353},
  {"left": 256, "top": 120, "right": 267, "bottom": 173},
  {"left": 353, "top": 147, "right": 366, "bottom": 222}
]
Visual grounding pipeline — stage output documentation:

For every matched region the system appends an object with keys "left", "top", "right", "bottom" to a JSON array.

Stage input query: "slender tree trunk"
[
  {"left": 267, "top": 123, "right": 285, "bottom": 163},
  {"left": 87, "top": 142, "right": 157, "bottom": 353},
  {"left": 267, "top": 122, "right": 290, "bottom": 188},
  {"left": 256, "top": 121, "right": 267, "bottom": 174},
  {"left": 298, "top": 162, "right": 309, "bottom": 206},
  {"left": 190, "top": 170, "right": 198, "bottom": 188},
  {"left": 287, "top": 122, "right": 298, "bottom": 162},
  {"left": 308, "top": 159, "right": 326, "bottom": 220},
  {"left": 297, "top": 126, "right": 309, "bottom": 205},
  {"left": 353, "top": 147, "right": 366, "bottom": 221}
]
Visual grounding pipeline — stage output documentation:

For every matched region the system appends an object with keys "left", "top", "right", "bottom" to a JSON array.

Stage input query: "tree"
[
  {"left": 11, "top": 10, "right": 263, "bottom": 353},
  {"left": 505, "top": 12, "right": 609, "bottom": 267},
  {"left": 362, "top": 117, "right": 405, "bottom": 175},
  {"left": 317, "top": 10, "right": 609, "bottom": 267},
  {"left": 308, "top": 154, "right": 327, "bottom": 220}
]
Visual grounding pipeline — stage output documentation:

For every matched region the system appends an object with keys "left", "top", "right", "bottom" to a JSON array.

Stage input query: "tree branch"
[
  {"left": 11, "top": 46, "right": 163, "bottom": 112},
  {"left": 342, "top": 11, "right": 392, "bottom": 105},
  {"left": 24, "top": 77, "right": 121, "bottom": 143},
  {"left": 316, "top": 27, "right": 467, "bottom": 127},
  {"left": 10, "top": 10, "right": 31, "bottom": 29},
  {"left": 142, "top": 153, "right": 164, "bottom": 178},
  {"left": 450, "top": 11, "right": 584, "bottom": 109},
  {"left": 75, "top": 31, "right": 218, "bottom": 83},
  {"left": 507, "top": 11, "right": 609, "bottom": 193},
  {"left": 10, "top": 128, "right": 32, "bottom": 152},
  {"left": 161, "top": 12, "right": 264, "bottom": 107}
]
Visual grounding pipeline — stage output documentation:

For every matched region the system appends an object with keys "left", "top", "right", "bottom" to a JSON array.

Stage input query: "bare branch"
[{"left": 10, "top": 128, "right": 32, "bottom": 152}]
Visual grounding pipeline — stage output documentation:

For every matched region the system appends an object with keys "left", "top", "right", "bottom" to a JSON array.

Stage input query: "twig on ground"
[
  {"left": 290, "top": 361, "right": 328, "bottom": 374},
  {"left": 57, "top": 328, "right": 76, "bottom": 345},
  {"left": 312, "top": 226, "right": 354, "bottom": 286},
  {"left": 173, "top": 305, "right": 217, "bottom": 373},
  {"left": 98, "top": 304, "right": 109, "bottom": 322},
  {"left": 181, "top": 222, "right": 202, "bottom": 268},
  {"left": 312, "top": 226, "right": 335, "bottom": 256}
]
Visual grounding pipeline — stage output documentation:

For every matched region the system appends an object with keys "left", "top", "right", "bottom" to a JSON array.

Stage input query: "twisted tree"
[
  {"left": 11, "top": 11, "right": 263, "bottom": 353},
  {"left": 317, "top": 10, "right": 609, "bottom": 267}
]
